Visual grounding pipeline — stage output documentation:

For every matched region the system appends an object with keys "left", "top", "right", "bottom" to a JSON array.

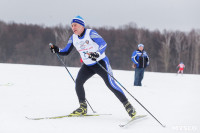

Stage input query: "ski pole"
[
  {"left": 96, "top": 61, "right": 165, "bottom": 127},
  {"left": 49, "top": 43, "right": 96, "bottom": 113}
]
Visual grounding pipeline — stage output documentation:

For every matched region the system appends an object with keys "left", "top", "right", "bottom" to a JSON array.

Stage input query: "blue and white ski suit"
[{"left": 58, "top": 29, "right": 128, "bottom": 103}]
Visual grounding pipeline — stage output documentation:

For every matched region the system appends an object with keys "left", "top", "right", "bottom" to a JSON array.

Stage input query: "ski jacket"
[
  {"left": 59, "top": 29, "right": 107, "bottom": 66},
  {"left": 131, "top": 49, "right": 149, "bottom": 68},
  {"left": 177, "top": 64, "right": 185, "bottom": 69}
]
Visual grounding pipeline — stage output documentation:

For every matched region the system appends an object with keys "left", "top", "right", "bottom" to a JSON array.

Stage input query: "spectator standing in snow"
[{"left": 131, "top": 44, "right": 149, "bottom": 86}]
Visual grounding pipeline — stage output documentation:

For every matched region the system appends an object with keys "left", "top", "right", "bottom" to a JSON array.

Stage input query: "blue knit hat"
[
  {"left": 71, "top": 16, "right": 85, "bottom": 27},
  {"left": 138, "top": 44, "right": 144, "bottom": 48}
]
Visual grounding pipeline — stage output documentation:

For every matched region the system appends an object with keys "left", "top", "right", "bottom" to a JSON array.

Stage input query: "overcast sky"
[{"left": 0, "top": 0, "right": 199, "bottom": 31}]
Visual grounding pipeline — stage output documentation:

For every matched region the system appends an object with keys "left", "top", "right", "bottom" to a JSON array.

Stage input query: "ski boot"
[
  {"left": 123, "top": 101, "right": 136, "bottom": 118},
  {"left": 69, "top": 102, "right": 87, "bottom": 116}
]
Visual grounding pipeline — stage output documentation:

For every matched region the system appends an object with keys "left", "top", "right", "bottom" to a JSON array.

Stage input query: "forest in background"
[{"left": 0, "top": 20, "right": 200, "bottom": 74}]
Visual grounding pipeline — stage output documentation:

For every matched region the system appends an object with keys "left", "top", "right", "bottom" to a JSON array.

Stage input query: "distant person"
[
  {"left": 131, "top": 44, "right": 149, "bottom": 86},
  {"left": 177, "top": 62, "right": 185, "bottom": 74},
  {"left": 50, "top": 15, "right": 136, "bottom": 118}
]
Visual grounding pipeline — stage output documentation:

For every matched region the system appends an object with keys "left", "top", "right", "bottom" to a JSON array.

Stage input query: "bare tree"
[
  {"left": 136, "top": 29, "right": 143, "bottom": 44},
  {"left": 53, "top": 25, "right": 80, "bottom": 67},
  {"left": 192, "top": 30, "right": 200, "bottom": 74},
  {"left": 160, "top": 30, "right": 173, "bottom": 72},
  {"left": 187, "top": 30, "right": 200, "bottom": 73},
  {"left": 1, "top": 20, "right": 200, "bottom": 74},
  {"left": 174, "top": 31, "right": 185, "bottom": 63}
]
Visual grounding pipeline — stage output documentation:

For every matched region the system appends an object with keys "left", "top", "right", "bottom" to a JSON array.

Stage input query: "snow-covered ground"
[{"left": 0, "top": 63, "right": 200, "bottom": 133}]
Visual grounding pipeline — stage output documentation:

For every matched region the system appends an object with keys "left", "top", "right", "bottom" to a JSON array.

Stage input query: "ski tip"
[
  {"left": 119, "top": 115, "right": 147, "bottom": 127},
  {"left": 25, "top": 116, "right": 42, "bottom": 120},
  {"left": 133, "top": 114, "right": 147, "bottom": 118}
]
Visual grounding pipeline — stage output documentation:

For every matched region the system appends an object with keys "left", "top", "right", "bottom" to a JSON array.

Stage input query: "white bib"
[{"left": 73, "top": 29, "right": 106, "bottom": 65}]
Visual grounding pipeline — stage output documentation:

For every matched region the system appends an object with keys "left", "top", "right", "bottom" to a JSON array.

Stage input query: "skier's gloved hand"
[
  {"left": 88, "top": 52, "right": 99, "bottom": 61},
  {"left": 50, "top": 45, "right": 59, "bottom": 53}
]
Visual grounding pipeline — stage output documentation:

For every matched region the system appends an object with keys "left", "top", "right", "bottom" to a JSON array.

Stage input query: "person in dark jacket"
[{"left": 131, "top": 44, "right": 149, "bottom": 86}]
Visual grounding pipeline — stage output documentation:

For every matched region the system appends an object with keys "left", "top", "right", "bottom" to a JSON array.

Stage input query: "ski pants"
[
  {"left": 75, "top": 57, "right": 127, "bottom": 104},
  {"left": 134, "top": 68, "right": 145, "bottom": 86}
]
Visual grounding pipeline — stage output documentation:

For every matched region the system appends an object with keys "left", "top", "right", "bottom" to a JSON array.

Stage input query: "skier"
[
  {"left": 131, "top": 44, "right": 149, "bottom": 86},
  {"left": 50, "top": 16, "right": 136, "bottom": 118},
  {"left": 177, "top": 62, "right": 185, "bottom": 74}
]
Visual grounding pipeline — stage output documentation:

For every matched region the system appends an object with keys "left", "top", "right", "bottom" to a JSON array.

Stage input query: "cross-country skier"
[
  {"left": 50, "top": 16, "right": 136, "bottom": 118},
  {"left": 177, "top": 62, "right": 185, "bottom": 74},
  {"left": 131, "top": 44, "right": 149, "bottom": 86}
]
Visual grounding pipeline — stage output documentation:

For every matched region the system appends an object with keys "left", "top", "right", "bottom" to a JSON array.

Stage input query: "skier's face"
[
  {"left": 71, "top": 23, "right": 84, "bottom": 36},
  {"left": 138, "top": 46, "right": 144, "bottom": 51}
]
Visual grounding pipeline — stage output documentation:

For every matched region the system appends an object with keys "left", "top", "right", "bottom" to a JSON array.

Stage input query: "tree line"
[{"left": 0, "top": 21, "right": 200, "bottom": 74}]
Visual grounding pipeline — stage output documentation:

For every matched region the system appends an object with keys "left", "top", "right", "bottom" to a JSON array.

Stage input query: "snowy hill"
[{"left": 0, "top": 63, "right": 200, "bottom": 133}]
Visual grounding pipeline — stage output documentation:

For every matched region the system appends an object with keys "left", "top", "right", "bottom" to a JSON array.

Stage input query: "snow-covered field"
[{"left": 0, "top": 63, "right": 200, "bottom": 133}]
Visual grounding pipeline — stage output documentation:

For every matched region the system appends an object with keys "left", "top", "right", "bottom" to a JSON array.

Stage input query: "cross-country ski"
[
  {"left": 26, "top": 113, "right": 111, "bottom": 120},
  {"left": 119, "top": 115, "right": 147, "bottom": 127}
]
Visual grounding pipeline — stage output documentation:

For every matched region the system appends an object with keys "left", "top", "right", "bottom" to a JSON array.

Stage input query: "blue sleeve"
[
  {"left": 59, "top": 36, "right": 74, "bottom": 55},
  {"left": 131, "top": 51, "right": 138, "bottom": 65},
  {"left": 90, "top": 30, "right": 107, "bottom": 54}
]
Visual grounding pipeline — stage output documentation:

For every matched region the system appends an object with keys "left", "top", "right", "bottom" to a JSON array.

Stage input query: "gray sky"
[{"left": 0, "top": 0, "right": 200, "bottom": 31}]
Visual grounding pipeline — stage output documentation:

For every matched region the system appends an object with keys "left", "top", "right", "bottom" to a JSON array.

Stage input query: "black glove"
[
  {"left": 88, "top": 52, "right": 99, "bottom": 61},
  {"left": 50, "top": 45, "right": 59, "bottom": 53}
]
